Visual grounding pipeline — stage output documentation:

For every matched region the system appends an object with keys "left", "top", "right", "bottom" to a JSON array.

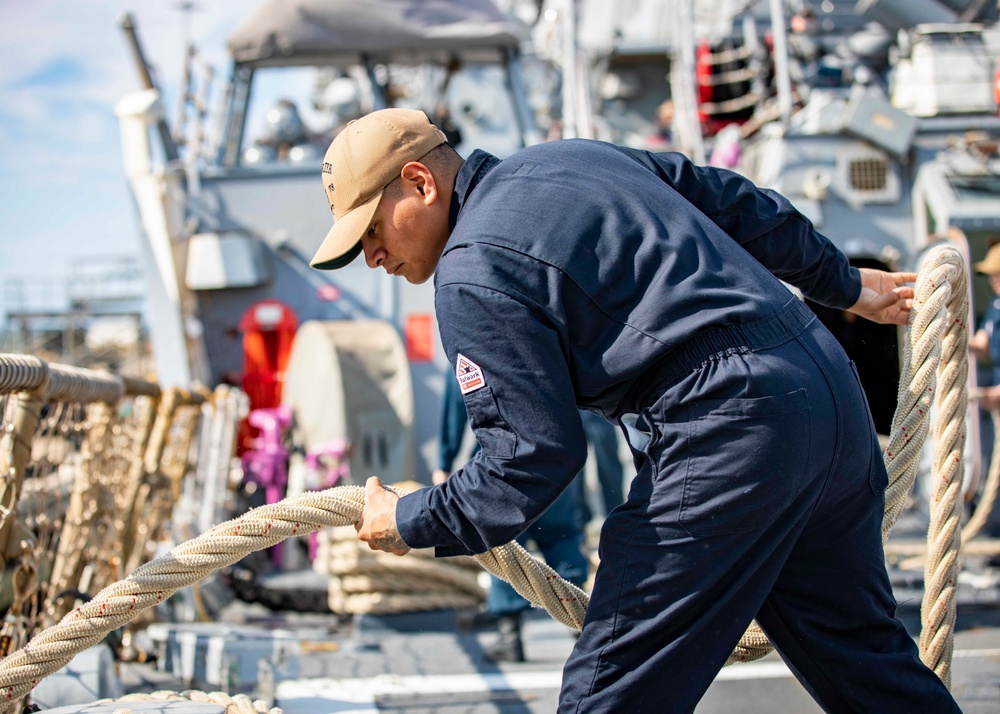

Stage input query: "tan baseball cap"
[
  {"left": 976, "top": 243, "right": 1000, "bottom": 275},
  {"left": 310, "top": 108, "right": 447, "bottom": 270}
]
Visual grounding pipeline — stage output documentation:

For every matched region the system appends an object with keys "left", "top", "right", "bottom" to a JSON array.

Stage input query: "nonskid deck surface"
[{"left": 113, "top": 588, "right": 1000, "bottom": 714}]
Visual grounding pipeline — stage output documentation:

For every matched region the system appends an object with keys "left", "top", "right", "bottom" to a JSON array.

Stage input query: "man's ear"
[{"left": 401, "top": 161, "right": 437, "bottom": 205}]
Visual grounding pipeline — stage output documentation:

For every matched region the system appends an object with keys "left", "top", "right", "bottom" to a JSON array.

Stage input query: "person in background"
[
  {"left": 968, "top": 242, "right": 1000, "bottom": 548},
  {"left": 574, "top": 411, "right": 625, "bottom": 527},
  {"left": 431, "top": 102, "right": 463, "bottom": 149},
  {"left": 647, "top": 98, "right": 674, "bottom": 148},
  {"left": 970, "top": 243, "right": 1000, "bottom": 407},
  {"left": 433, "top": 369, "right": 587, "bottom": 662}
]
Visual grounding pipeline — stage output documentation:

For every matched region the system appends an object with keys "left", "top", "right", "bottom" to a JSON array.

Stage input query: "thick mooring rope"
[
  {"left": 960, "top": 407, "right": 1000, "bottom": 545},
  {"left": 0, "top": 245, "right": 968, "bottom": 702},
  {"left": 0, "top": 485, "right": 587, "bottom": 705},
  {"left": 888, "top": 245, "right": 966, "bottom": 687},
  {"left": 98, "top": 690, "right": 280, "bottom": 714},
  {"left": 727, "top": 244, "right": 967, "bottom": 675}
]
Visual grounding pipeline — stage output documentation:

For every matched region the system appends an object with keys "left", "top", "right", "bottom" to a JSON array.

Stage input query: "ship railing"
[{"left": 0, "top": 353, "right": 245, "bottom": 676}]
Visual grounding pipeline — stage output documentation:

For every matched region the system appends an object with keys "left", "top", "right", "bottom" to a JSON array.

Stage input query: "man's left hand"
[
  {"left": 356, "top": 476, "right": 411, "bottom": 556},
  {"left": 846, "top": 268, "right": 917, "bottom": 326}
]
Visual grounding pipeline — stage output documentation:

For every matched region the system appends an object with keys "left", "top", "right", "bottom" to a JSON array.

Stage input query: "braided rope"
[
  {"left": 0, "top": 247, "right": 968, "bottom": 699},
  {"left": 961, "top": 408, "right": 1000, "bottom": 544},
  {"left": 0, "top": 355, "right": 48, "bottom": 394},
  {"left": 44, "top": 364, "right": 125, "bottom": 406},
  {"left": 900, "top": 247, "right": 966, "bottom": 687},
  {"left": 0, "top": 485, "right": 588, "bottom": 705},
  {"left": 727, "top": 245, "right": 968, "bottom": 671},
  {"left": 0, "top": 354, "right": 165, "bottom": 403},
  {"left": 99, "top": 689, "right": 280, "bottom": 714}
]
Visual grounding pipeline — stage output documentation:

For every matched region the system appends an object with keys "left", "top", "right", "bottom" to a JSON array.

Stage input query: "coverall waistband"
[{"left": 622, "top": 297, "right": 817, "bottom": 415}]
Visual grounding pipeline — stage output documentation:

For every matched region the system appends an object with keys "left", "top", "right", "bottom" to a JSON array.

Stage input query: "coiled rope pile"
[
  {"left": 0, "top": 243, "right": 972, "bottom": 706},
  {"left": 100, "top": 690, "right": 278, "bottom": 714},
  {"left": 315, "top": 525, "right": 485, "bottom": 614}
]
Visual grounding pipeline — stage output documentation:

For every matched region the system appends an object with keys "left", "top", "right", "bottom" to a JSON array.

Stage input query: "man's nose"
[{"left": 365, "top": 246, "right": 385, "bottom": 269}]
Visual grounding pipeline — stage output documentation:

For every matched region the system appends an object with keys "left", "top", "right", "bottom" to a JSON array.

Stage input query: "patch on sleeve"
[{"left": 456, "top": 354, "right": 486, "bottom": 395}]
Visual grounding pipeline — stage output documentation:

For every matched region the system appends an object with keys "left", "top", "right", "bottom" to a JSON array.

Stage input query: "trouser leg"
[
  {"left": 560, "top": 323, "right": 961, "bottom": 713},
  {"left": 561, "top": 342, "right": 825, "bottom": 713},
  {"left": 755, "top": 332, "right": 960, "bottom": 713},
  {"left": 756, "top": 491, "right": 960, "bottom": 713}
]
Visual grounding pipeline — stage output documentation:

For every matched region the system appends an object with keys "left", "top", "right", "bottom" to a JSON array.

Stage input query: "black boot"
[{"left": 485, "top": 613, "right": 525, "bottom": 663}]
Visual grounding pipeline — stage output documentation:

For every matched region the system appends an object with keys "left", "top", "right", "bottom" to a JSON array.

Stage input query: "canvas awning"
[{"left": 228, "top": 0, "right": 528, "bottom": 66}]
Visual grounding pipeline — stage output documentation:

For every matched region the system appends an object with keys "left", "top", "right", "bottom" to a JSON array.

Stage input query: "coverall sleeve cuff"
[{"left": 395, "top": 489, "right": 472, "bottom": 556}]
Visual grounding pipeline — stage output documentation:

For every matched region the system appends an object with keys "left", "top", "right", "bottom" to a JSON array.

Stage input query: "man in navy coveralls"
[{"left": 311, "top": 109, "right": 959, "bottom": 713}]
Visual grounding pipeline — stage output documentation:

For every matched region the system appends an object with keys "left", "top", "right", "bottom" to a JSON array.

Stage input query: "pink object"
[
  {"left": 241, "top": 406, "right": 293, "bottom": 566},
  {"left": 305, "top": 439, "right": 352, "bottom": 559}
]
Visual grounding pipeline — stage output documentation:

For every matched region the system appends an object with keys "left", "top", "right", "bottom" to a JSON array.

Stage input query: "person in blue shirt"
[
  {"left": 969, "top": 242, "right": 1000, "bottom": 546},
  {"left": 971, "top": 243, "right": 1000, "bottom": 404},
  {"left": 312, "top": 109, "right": 959, "bottom": 713},
  {"left": 433, "top": 368, "right": 588, "bottom": 662}
]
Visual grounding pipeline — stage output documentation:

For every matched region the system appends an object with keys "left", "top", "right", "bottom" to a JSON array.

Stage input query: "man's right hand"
[
  {"left": 846, "top": 268, "right": 916, "bottom": 326},
  {"left": 356, "top": 476, "right": 410, "bottom": 556}
]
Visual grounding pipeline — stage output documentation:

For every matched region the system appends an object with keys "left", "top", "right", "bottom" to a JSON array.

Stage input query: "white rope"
[
  {"left": 0, "top": 485, "right": 587, "bottom": 707},
  {"left": 100, "top": 690, "right": 280, "bottom": 714},
  {"left": 728, "top": 244, "right": 967, "bottom": 675},
  {"left": 0, "top": 245, "right": 969, "bottom": 700}
]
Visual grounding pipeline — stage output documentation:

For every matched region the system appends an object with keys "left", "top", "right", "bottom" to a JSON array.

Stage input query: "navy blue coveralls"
[
  {"left": 395, "top": 140, "right": 960, "bottom": 712},
  {"left": 436, "top": 369, "right": 588, "bottom": 615}
]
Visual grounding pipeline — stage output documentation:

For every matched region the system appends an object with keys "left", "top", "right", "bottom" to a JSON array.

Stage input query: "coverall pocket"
[
  {"left": 679, "top": 389, "right": 810, "bottom": 537},
  {"left": 848, "top": 360, "right": 887, "bottom": 496},
  {"left": 463, "top": 386, "right": 517, "bottom": 459}
]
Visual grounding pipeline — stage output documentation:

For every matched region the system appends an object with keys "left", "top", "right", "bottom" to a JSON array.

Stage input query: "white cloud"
[{"left": 0, "top": 0, "right": 247, "bottom": 318}]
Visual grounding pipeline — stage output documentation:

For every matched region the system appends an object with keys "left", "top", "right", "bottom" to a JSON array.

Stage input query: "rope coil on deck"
[
  {"left": 317, "top": 526, "right": 485, "bottom": 614},
  {"left": 0, "top": 244, "right": 971, "bottom": 703},
  {"left": 99, "top": 690, "right": 280, "bottom": 714}
]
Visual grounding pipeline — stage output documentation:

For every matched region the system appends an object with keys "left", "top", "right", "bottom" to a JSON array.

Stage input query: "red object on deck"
[
  {"left": 238, "top": 300, "right": 298, "bottom": 453},
  {"left": 405, "top": 313, "right": 435, "bottom": 362}
]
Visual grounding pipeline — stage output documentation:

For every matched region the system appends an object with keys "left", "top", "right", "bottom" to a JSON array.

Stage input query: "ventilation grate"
[{"left": 848, "top": 157, "right": 888, "bottom": 192}]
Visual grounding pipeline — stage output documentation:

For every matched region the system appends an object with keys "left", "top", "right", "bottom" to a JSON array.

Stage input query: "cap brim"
[{"left": 310, "top": 191, "right": 382, "bottom": 270}]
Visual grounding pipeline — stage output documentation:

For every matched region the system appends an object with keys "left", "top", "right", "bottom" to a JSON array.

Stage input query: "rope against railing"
[
  {"left": 0, "top": 484, "right": 586, "bottom": 705},
  {"left": 0, "top": 245, "right": 970, "bottom": 702}
]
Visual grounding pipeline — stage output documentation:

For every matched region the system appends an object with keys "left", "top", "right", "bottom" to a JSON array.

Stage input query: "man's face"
[
  {"left": 990, "top": 272, "right": 1000, "bottom": 294},
  {"left": 360, "top": 161, "right": 449, "bottom": 284}
]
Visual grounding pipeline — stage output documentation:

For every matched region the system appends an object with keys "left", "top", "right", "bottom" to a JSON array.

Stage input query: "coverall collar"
[{"left": 449, "top": 149, "right": 500, "bottom": 232}]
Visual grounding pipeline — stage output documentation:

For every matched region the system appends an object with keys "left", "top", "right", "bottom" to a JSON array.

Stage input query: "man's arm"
[
  {"left": 619, "top": 147, "right": 863, "bottom": 310},
  {"left": 389, "top": 280, "right": 587, "bottom": 557}
]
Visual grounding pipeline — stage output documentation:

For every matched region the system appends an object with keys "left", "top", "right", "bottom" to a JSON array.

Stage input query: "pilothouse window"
[{"left": 236, "top": 61, "right": 524, "bottom": 168}]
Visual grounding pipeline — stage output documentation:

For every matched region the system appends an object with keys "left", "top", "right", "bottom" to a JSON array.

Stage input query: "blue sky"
[{"left": 0, "top": 0, "right": 246, "bottom": 319}]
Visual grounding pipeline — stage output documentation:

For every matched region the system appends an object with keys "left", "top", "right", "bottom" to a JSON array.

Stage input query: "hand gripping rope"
[{"left": 0, "top": 243, "right": 969, "bottom": 705}]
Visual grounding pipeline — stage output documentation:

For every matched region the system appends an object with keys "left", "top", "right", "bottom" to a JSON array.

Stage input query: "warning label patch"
[{"left": 456, "top": 354, "right": 486, "bottom": 395}]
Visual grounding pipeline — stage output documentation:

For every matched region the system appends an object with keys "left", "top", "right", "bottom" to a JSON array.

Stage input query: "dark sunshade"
[{"left": 228, "top": 0, "right": 527, "bottom": 64}]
